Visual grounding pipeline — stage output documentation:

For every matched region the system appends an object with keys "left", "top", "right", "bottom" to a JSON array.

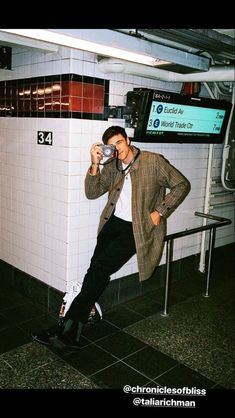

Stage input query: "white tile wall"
[{"left": 0, "top": 41, "right": 234, "bottom": 294}]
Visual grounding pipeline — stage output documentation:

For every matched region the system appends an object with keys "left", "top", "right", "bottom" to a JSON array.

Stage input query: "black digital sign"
[{"left": 125, "top": 89, "right": 232, "bottom": 144}]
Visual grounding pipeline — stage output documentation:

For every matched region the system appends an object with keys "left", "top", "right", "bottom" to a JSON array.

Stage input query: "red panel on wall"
[
  {"left": 45, "top": 98, "right": 52, "bottom": 111},
  {"left": 0, "top": 74, "right": 109, "bottom": 118},
  {"left": 93, "top": 99, "right": 104, "bottom": 113},
  {"left": 94, "top": 84, "right": 104, "bottom": 99},
  {"left": 70, "top": 81, "right": 83, "bottom": 97},
  {"left": 61, "top": 81, "right": 70, "bottom": 96},
  {"left": 52, "top": 82, "right": 61, "bottom": 97},
  {"left": 83, "top": 83, "right": 94, "bottom": 98},
  {"left": 82, "top": 98, "right": 93, "bottom": 113},
  {"left": 31, "top": 98, "right": 37, "bottom": 112},
  {"left": 52, "top": 99, "right": 61, "bottom": 111},
  {"left": 70, "top": 97, "right": 82, "bottom": 112},
  {"left": 24, "top": 100, "right": 31, "bottom": 112},
  {"left": 61, "top": 97, "right": 70, "bottom": 111},
  {"left": 38, "top": 99, "right": 45, "bottom": 111}
]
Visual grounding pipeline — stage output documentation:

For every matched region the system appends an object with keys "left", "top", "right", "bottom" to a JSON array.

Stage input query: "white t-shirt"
[{"left": 114, "top": 165, "right": 132, "bottom": 221}]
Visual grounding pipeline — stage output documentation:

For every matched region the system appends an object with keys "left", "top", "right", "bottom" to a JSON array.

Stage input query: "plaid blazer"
[{"left": 85, "top": 146, "right": 190, "bottom": 281}]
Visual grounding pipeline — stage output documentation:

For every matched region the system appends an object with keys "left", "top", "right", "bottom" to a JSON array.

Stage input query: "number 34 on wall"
[{"left": 37, "top": 131, "right": 53, "bottom": 145}]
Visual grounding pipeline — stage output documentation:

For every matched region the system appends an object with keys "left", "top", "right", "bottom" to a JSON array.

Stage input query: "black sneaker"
[
  {"left": 87, "top": 302, "right": 102, "bottom": 326},
  {"left": 31, "top": 322, "right": 63, "bottom": 346},
  {"left": 49, "top": 320, "right": 83, "bottom": 349}
]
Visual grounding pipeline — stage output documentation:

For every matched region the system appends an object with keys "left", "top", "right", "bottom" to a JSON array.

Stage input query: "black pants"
[{"left": 65, "top": 214, "right": 136, "bottom": 323}]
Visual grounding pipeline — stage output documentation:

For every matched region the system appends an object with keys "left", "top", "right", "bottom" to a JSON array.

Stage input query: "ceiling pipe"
[{"left": 98, "top": 58, "right": 235, "bottom": 82}]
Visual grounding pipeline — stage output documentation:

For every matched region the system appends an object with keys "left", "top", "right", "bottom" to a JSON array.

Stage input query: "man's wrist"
[{"left": 89, "top": 162, "right": 100, "bottom": 176}]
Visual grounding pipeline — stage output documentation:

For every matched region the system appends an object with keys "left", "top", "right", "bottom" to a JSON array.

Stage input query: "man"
[{"left": 32, "top": 125, "right": 190, "bottom": 348}]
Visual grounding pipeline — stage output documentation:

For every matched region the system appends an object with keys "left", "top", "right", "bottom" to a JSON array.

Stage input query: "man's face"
[{"left": 107, "top": 134, "right": 131, "bottom": 161}]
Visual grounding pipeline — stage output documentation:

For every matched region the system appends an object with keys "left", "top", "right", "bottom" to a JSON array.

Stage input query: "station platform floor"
[{"left": 0, "top": 252, "right": 234, "bottom": 409}]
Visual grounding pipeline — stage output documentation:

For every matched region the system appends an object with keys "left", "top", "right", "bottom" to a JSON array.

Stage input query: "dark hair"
[{"left": 102, "top": 126, "right": 127, "bottom": 144}]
